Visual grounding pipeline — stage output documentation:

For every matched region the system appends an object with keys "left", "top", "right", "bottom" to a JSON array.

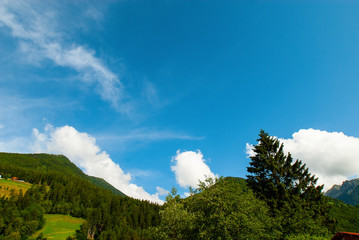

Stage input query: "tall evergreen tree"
[{"left": 246, "top": 130, "right": 336, "bottom": 237}]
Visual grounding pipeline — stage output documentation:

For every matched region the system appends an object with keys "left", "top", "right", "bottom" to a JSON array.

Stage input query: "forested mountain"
[
  {"left": 0, "top": 152, "right": 125, "bottom": 196},
  {"left": 0, "top": 152, "right": 160, "bottom": 239},
  {"left": 325, "top": 178, "right": 359, "bottom": 206}
]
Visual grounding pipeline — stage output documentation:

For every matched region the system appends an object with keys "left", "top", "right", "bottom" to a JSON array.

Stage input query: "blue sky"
[{"left": 1, "top": 0, "right": 359, "bottom": 203}]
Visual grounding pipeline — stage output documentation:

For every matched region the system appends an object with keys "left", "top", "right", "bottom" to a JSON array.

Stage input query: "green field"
[
  {"left": 34, "top": 214, "right": 85, "bottom": 240},
  {"left": 0, "top": 178, "right": 32, "bottom": 197}
]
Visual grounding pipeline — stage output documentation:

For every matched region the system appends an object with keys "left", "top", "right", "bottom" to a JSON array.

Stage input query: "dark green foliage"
[
  {"left": 247, "top": 130, "right": 318, "bottom": 210},
  {"left": 0, "top": 152, "right": 126, "bottom": 196},
  {"left": 152, "top": 177, "right": 277, "bottom": 240},
  {"left": 325, "top": 178, "right": 359, "bottom": 206},
  {"left": 0, "top": 185, "right": 46, "bottom": 239},
  {"left": 328, "top": 197, "right": 359, "bottom": 233},
  {"left": 246, "top": 130, "right": 336, "bottom": 237},
  {"left": 0, "top": 152, "right": 160, "bottom": 239}
]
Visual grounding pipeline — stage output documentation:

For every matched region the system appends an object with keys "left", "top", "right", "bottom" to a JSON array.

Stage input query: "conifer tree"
[{"left": 246, "top": 130, "right": 336, "bottom": 236}]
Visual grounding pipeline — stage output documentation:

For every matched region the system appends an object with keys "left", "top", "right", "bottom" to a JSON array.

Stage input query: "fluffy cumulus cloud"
[
  {"left": 247, "top": 129, "right": 359, "bottom": 191},
  {"left": 171, "top": 150, "right": 216, "bottom": 189},
  {"left": 279, "top": 129, "right": 359, "bottom": 190},
  {"left": 31, "top": 124, "right": 165, "bottom": 204},
  {"left": 0, "top": 1, "right": 129, "bottom": 112}
]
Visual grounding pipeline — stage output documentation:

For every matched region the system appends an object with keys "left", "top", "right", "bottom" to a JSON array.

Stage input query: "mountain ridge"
[
  {"left": 325, "top": 178, "right": 359, "bottom": 206},
  {"left": 0, "top": 152, "right": 126, "bottom": 196}
]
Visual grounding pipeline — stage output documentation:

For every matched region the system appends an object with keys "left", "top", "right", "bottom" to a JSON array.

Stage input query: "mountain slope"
[
  {"left": 325, "top": 178, "right": 359, "bottom": 206},
  {"left": 0, "top": 152, "right": 160, "bottom": 240},
  {"left": 328, "top": 197, "right": 359, "bottom": 233},
  {"left": 0, "top": 152, "right": 126, "bottom": 196}
]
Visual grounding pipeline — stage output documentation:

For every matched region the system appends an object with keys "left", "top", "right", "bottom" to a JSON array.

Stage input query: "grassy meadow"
[
  {"left": 0, "top": 178, "right": 32, "bottom": 197},
  {"left": 34, "top": 214, "right": 85, "bottom": 240}
]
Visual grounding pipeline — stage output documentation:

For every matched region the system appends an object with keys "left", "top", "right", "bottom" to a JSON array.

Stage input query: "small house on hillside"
[
  {"left": 332, "top": 232, "right": 359, "bottom": 240},
  {"left": 11, "top": 177, "right": 18, "bottom": 181}
]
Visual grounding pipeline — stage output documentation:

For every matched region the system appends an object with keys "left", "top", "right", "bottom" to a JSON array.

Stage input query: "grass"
[
  {"left": 33, "top": 214, "right": 85, "bottom": 240},
  {"left": 0, "top": 178, "right": 32, "bottom": 197}
]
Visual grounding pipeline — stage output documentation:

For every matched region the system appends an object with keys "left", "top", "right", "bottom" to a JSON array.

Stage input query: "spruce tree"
[{"left": 246, "top": 130, "right": 336, "bottom": 237}]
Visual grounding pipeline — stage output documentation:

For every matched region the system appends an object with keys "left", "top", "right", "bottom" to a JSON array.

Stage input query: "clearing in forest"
[
  {"left": 34, "top": 214, "right": 85, "bottom": 240},
  {"left": 0, "top": 178, "right": 32, "bottom": 197}
]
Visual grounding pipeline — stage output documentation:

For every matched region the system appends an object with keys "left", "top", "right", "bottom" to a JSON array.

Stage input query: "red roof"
[{"left": 332, "top": 232, "right": 359, "bottom": 240}]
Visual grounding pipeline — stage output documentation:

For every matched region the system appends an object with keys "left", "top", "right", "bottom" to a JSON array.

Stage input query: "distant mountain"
[
  {"left": 0, "top": 152, "right": 126, "bottom": 196},
  {"left": 325, "top": 178, "right": 359, "bottom": 206}
]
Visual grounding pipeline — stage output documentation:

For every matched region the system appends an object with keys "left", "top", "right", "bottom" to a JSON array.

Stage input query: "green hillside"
[
  {"left": 325, "top": 178, "right": 359, "bottom": 206},
  {"left": 33, "top": 214, "right": 85, "bottom": 240},
  {"left": 0, "top": 178, "right": 32, "bottom": 197},
  {"left": 1, "top": 152, "right": 358, "bottom": 239},
  {"left": 328, "top": 197, "right": 359, "bottom": 233},
  {"left": 0, "top": 152, "right": 160, "bottom": 240},
  {"left": 0, "top": 152, "right": 126, "bottom": 196}
]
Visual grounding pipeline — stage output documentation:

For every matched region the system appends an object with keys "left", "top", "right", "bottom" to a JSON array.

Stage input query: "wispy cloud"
[
  {"left": 96, "top": 128, "right": 205, "bottom": 142},
  {"left": 0, "top": 91, "right": 77, "bottom": 137},
  {"left": 0, "top": 1, "right": 129, "bottom": 112},
  {"left": 84, "top": 7, "right": 104, "bottom": 22},
  {"left": 0, "top": 136, "right": 31, "bottom": 153}
]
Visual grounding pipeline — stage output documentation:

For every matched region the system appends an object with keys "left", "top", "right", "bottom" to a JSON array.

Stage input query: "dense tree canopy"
[
  {"left": 2, "top": 135, "right": 357, "bottom": 240},
  {"left": 0, "top": 153, "right": 160, "bottom": 240},
  {"left": 152, "top": 177, "right": 277, "bottom": 240},
  {"left": 0, "top": 185, "right": 46, "bottom": 239}
]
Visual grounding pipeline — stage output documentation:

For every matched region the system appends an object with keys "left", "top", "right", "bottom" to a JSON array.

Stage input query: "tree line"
[
  {"left": 0, "top": 130, "right": 357, "bottom": 239},
  {"left": 150, "top": 130, "right": 337, "bottom": 240},
  {"left": 0, "top": 156, "right": 160, "bottom": 240}
]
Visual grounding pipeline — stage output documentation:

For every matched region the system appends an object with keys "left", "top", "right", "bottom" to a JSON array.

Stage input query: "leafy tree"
[
  {"left": 149, "top": 187, "right": 196, "bottom": 240},
  {"left": 246, "top": 130, "right": 336, "bottom": 237},
  {"left": 153, "top": 177, "right": 277, "bottom": 240},
  {"left": 187, "top": 177, "right": 277, "bottom": 240}
]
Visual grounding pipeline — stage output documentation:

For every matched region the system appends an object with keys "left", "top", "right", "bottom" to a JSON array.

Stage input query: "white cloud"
[
  {"left": 246, "top": 129, "right": 359, "bottom": 191},
  {"left": 31, "top": 124, "right": 165, "bottom": 204},
  {"left": 171, "top": 150, "right": 216, "bottom": 189},
  {"left": 279, "top": 129, "right": 359, "bottom": 191},
  {"left": 97, "top": 128, "right": 204, "bottom": 143},
  {"left": 0, "top": 1, "right": 128, "bottom": 112},
  {"left": 245, "top": 143, "right": 255, "bottom": 157}
]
